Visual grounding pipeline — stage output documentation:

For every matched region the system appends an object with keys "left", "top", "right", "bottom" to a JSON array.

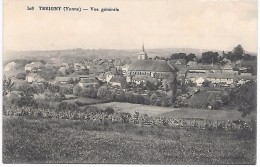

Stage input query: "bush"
[{"left": 104, "top": 107, "right": 115, "bottom": 115}]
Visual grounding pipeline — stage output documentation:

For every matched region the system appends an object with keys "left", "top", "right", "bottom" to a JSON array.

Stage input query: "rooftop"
[{"left": 129, "top": 60, "right": 174, "bottom": 72}]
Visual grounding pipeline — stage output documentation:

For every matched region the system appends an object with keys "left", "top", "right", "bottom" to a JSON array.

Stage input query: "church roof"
[{"left": 128, "top": 60, "right": 174, "bottom": 72}]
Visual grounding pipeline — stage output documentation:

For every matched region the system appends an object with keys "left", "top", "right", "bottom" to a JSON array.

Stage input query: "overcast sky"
[{"left": 4, "top": 0, "right": 258, "bottom": 52}]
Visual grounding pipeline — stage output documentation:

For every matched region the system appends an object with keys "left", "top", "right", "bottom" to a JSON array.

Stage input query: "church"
[{"left": 128, "top": 45, "right": 175, "bottom": 78}]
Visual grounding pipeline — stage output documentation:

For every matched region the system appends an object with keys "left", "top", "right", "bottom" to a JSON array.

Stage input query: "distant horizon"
[{"left": 5, "top": 46, "right": 257, "bottom": 54}]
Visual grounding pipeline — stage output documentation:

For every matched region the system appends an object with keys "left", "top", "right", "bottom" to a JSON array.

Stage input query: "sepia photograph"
[{"left": 2, "top": 0, "right": 257, "bottom": 165}]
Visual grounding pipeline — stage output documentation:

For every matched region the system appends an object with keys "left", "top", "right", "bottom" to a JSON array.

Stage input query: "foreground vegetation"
[{"left": 3, "top": 116, "right": 256, "bottom": 164}]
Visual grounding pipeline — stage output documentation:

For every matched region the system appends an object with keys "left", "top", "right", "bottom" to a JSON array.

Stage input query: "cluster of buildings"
[
  {"left": 112, "top": 45, "right": 256, "bottom": 88},
  {"left": 4, "top": 45, "right": 256, "bottom": 90}
]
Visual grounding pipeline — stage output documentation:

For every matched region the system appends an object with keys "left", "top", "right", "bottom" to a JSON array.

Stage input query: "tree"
[
  {"left": 80, "top": 86, "right": 97, "bottom": 98},
  {"left": 235, "top": 81, "right": 256, "bottom": 117},
  {"left": 150, "top": 93, "right": 158, "bottom": 105},
  {"left": 224, "top": 51, "right": 234, "bottom": 61},
  {"left": 171, "top": 74, "right": 177, "bottom": 102},
  {"left": 210, "top": 101, "right": 222, "bottom": 110},
  {"left": 200, "top": 51, "right": 219, "bottom": 64},
  {"left": 145, "top": 81, "right": 157, "bottom": 91},
  {"left": 232, "top": 44, "right": 244, "bottom": 61},
  {"left": 97, "top": 85, "right": 111, "bottom": 99},
  {"left": 38, "top": 67, "right": 59, "bottom": 80},
  {"left": 16, "top": 72, "right": 27, "bottom": 80},
  {"left": 104, "top": 107, "right": 115, "bottom": 115},
  {"left": 187, "top": 53, "right": 197, "bottom": 62},
  {"left": 202, "top": 80, "right": 210, "bottom": 87},
  {"left": 115, "top": 91, "right": 126, "bottom": 102},
  {"left": 3, "top": 77, "right": 14, "bottom": 96},
  {"left": 170, "top": 53, "right": 187, "bottom": 60},
  {"left": 73, "top": 84, "right": 82, "bottom": 96},
  {"left": 67, "top": 78, "right": 74, "bottom": 84}
]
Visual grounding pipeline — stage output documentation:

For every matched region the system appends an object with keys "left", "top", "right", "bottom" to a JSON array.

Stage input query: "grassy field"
[
  {"left": 90, "top": 102, "right": 255, "bottom": 121},
  {"left": 63, "top": 97, "right": 103, "bottom": 105},
  {"left": 90, "top": 102, "right": 175, "bottom": 116},
  {"left": 3, "top": 116, "right": 256, "bottom": 164}
]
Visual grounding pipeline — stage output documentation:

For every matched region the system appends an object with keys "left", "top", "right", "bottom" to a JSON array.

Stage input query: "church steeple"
[{"left": 138, "top": 43, "right": 148, "bottom": 60}]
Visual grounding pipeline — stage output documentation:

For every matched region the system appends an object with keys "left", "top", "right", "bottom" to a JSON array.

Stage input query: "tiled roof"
[
  {"left": 128, "top": 60, "right": 174, "bottom": 72},
  {"left": 110, "top": 76, "right": 127, "bottom": 85},
  {"left": 79, "top": 78, "right": 98, "bottom": 83},
  {"left": 187, "top": 65, "right": 220, "bottom": 70}
]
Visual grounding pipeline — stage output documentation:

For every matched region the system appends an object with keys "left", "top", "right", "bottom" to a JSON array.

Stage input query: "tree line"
[{"left": 154, "top": 45, "right": 256, "bottom": 64}]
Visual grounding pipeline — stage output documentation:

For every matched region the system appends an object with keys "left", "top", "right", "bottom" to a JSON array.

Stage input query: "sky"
[{"left": 3, "top": 0, "right": 258, "bottom": 52}]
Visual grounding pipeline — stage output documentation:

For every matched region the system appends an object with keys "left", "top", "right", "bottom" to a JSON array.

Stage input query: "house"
[
  {"left": 220, "top": 64, "right": 234, "bottom": 73},
  {"left": 177, "top": 69, "right": 187, "bottom": 77},
  {"left": 78, "top": 78, "right": 99, "bottom": 88},
  {"left": 222, "top": 58, "right": 232, "bottom": 64},
  {"left": 35, "top": 77, "right": 45, "bottom": 84},
  {"left": 121, "top": 64, "right": 130, "bottom": 75},
  {"left": 45, "top": 63, "right": 56, "bottom": 68},
  {"left": 175, "top": 59, "right": 187, "bottom": 65},
  {"left": 67, "top": 73, "right": 89, "bottom": 81},
  {"left": 58, "top": 67, "right": 68, "bottom": 75},
  {"left": 97, "top": 73, "right": 106, "bottom": 82},
  {"left": 154, "top": 73, "right": 173, "bottom": 81},
  {"left": 55, "top": 77, "right": 72, "bottom": 84},
  {"left": 109, "top": 76, "right": 127, "bottom": 87},
  {"left": 131, "top": 75, "right": 148, "bottom": 85},
  {"left": 187, "top": 64, "right": 220, "bottom": 73},
  {"left": 59, "top": 62, "right": 69, "bottom": 67},
  {"left": 167, "top": 60, "right": 186, "bottom": 71},
  {"left": 126, "top": 75, "right": 132, "bottom": 83},
  {"left": 187, "top": 61, "right": 198, "bottom": 66},
  {"left": 185, "top": 73, "right": 236, "bottom": 87},
  {"left": 207, "top": 73, "right": 235, "bottom": 86},
  {"left": 4, "top": 62, "right": 17, "bottom": 71},
  {"left": 105, "top": 71, "right": 115, "bottom": 82},
  {"left": 236, "top": 75, "right": 256, "bottom": 85},
  {"left": 196, "top": 77, "right": 205, "bottom": 87},
  {"left": 185, "top": 73, "right": 207, "bottom": 87},
  {"left": 24, "top": 62, "right": 44, "bottom": 71},
  {"left": 240, "top": 73, "right": 252, "bottom": 77},
  {"left": 26, "top": 73, "right": 44, "bottom": 83},
  {"left": 24, "top": 64, "right": 34, "bottom": 71},
  {"left": 74, "top": 63, "right": 86, "bottom": 71}
]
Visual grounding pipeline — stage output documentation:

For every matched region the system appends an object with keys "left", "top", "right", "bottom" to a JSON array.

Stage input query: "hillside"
[
  {"left": 4, "top": 48, "right": 226, "bottom": 63},
  {"left": 3, "top": 116, "right": 256, "bottom": 164}
]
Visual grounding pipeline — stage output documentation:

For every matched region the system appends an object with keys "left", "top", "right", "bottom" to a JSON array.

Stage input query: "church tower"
[{"left": 138, "top": 44, "right": 148, "bottom": 60}]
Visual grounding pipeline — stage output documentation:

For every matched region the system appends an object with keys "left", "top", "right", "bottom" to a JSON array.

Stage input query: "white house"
[
  {"left": 121, "top": 64, "right": 130, "bottom": 75},
  {"left": 26, "top": 73, "right": 43, "bottom": 83},
  {"left": 24, "top": 62, "right": 44, "bottom": 71},
  {"left": 195, "top": 77, "right": 205, "bottom": 87},
  {"left": 105, "top": 72, "right": 114, "bottom": 82}
]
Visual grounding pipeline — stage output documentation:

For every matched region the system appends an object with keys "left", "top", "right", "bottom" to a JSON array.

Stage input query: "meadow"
[
  {"left": 90, "top": 102, "right": 255, "bottom": 121},
  {"left": 63, "top": 97, "right": 103, "bottom": 105},
  {"left": 3, "top": 116, "right": 256, "bottom": 164}
]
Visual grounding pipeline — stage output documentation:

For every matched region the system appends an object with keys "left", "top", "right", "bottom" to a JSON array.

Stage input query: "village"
[
  {"left": 3, "top": 44, "right": 257, "bottom": 111},
  {"left": 2, "top": 0, "right": 258, "bottom": 164}
]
